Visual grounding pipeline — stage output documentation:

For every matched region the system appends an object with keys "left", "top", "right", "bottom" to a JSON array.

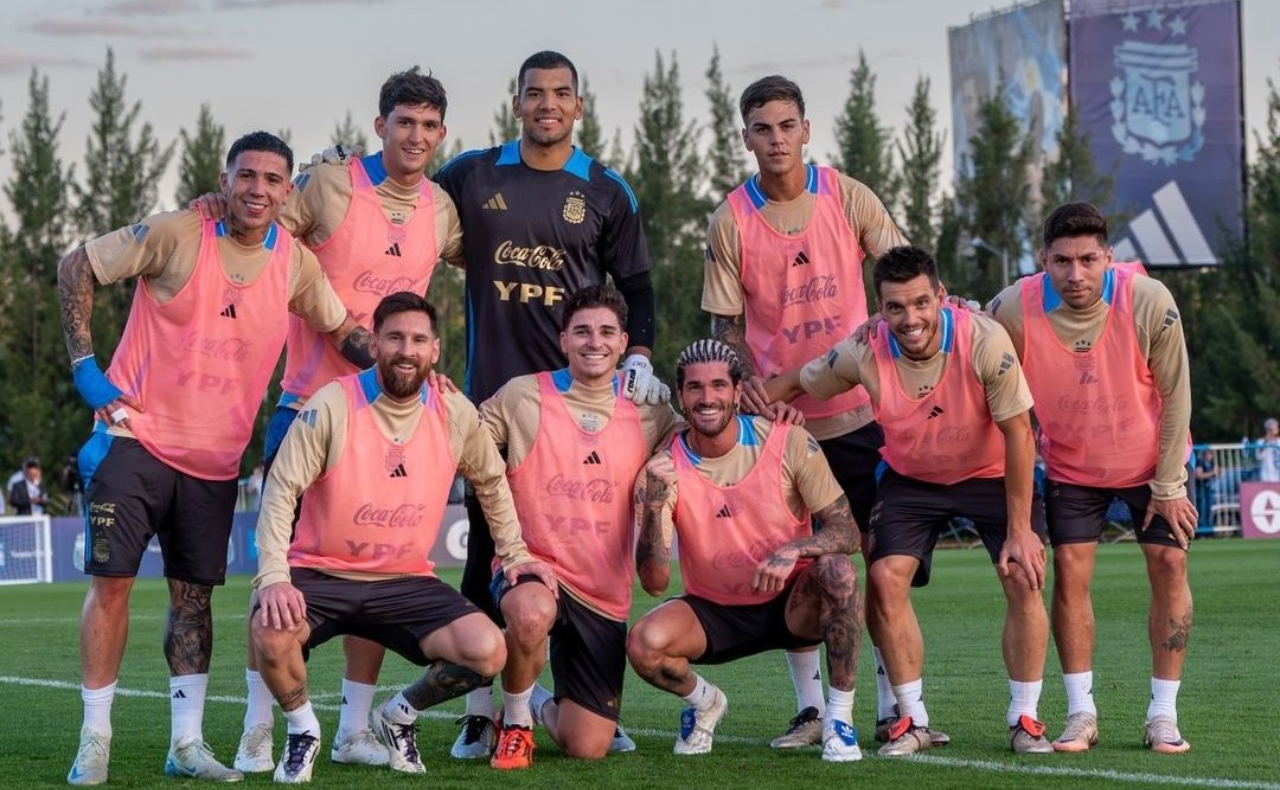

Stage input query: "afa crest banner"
[{"left": 1069, "top": 0, "right": 1243, "bottom": 266}]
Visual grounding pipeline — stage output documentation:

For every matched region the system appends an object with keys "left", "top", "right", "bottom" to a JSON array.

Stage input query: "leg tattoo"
[
  {"left": 165, "top": 579, "right": 213, "bottom": 675},
  {"left": 1163, "top": 610, "right": 1193, "bottom": 652},
  {"left": 401, "top": 660, "right": 488, "bottom": 711},
  {"left": 816, "top": 556, "right": 861, "bottom": 691},
  {"left": 279, "top": 684, "right": 309, "bottom": 711}
]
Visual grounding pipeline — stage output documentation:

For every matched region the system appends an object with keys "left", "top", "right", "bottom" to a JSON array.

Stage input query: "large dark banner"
[{"left": 1069, "top": 0, "right": 1244, "bottom": 266}]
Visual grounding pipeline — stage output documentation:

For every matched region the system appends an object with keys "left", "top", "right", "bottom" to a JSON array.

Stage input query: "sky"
[{"left": 0, "top": 0, "right": 1277, "bottom": 212}]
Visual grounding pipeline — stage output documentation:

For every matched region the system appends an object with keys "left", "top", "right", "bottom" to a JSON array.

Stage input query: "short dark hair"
[
  {"left": 560, "top": 284, "right": 628, "bottom": 332},
  {"left": 518, "top": 50, "right": 578, "bottom": 94},
  {"left": 675, "top": 339, "right": 745, "bottom": 389},
  {"left": 873, "top": 245, "right": 942, "bottom": 295},
  {"left": 380, "top": 66, "right": 448, "bottom": 120},
  {"left": 226, "top": 131, "right": 293, "bottom": 176},
  {"left": 373, "top": 291, "right": 438, "bottom": 334},
  {"left": 23, "top": 456, "right": 39, "bottom": 470},
  {"left": 1042, "top": 202, "right": 1108, "bottom": 248},
  {"left": 739, "top": 75, "right": 805, "bottom": 123}
]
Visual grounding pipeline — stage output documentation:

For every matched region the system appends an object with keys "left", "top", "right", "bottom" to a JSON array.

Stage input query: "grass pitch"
[{"left": 2, "top": 539, "right": 1278, "bottom": 789}]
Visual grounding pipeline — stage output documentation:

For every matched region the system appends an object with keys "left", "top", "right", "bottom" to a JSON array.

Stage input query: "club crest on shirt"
[
  {"left": 387, "top": 223, "right": 407, "bottom": 245},
  {"left": 384, "top": 445, "right": 407, "bottom": 477},
  {"left": 562, "top": 191, "right": 586, "bottom": 225}
]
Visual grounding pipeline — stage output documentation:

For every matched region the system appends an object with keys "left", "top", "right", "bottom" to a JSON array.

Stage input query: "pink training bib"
[
  {"left": 873, "top": 308, "right": 1006, "bottom": 484},
  {"left": 282, "top": 158, "right": 439, "bottom": 401},
  {"left": 505, "top": 372, "right": 647, "bottom": 620},
  {"left": 728, "top": 165, "right": 871, "bottom": 420},
  {"left": 671, "top": 419, "right": 811, "bottom": 606},
  {"left": 108, "top": 218, "right": 290, "bottom": 480},
  {"left": 289, "top": 373, "right": 454, "bottom": 576},
  {"left": 1021, "top": 268, "right": 1161, "bottom": 487}
]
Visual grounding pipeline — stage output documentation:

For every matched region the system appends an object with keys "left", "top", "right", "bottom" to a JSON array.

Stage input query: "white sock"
[
  {"left": 81, "top": 682, "right": 117, "bottom": 737},
  {"left": 873, "top": 647, "right": 897, "bottom": 720},
  {"left": 1147, "top": 677, "right": 1180, "bottom": 721},
  {"left": 826, "top": 686, "right": 855, "bottom": 725},
  {"left": 336, "top": 679, "right": 377, "bottom": 742},
  {"left": 529, "top": 684, "right": 554, "bottom": 724},
  {"left": 785, "top": 651, "right": 825, "bottom": 716},
  {"left": 282, "top": 701, "right": 321, "bottom": 737},
  {"left": 243, "top": 670, "right": 274, "bottom": 731},
  {"left": 1063, "top": 671, "right": 1097, "bottom": 717},
  {"left": 892, "top": 679, "right": 929, "bottom": 727},
  {"left": 502, "top": 684, "right": 535, "bottom": 728},
  {"left": 681, "top": 675, "right": 718, "bottom": 711},
  {"left": 382, "top": 692, "right": 420, "bottom": 726},
  {"left": 170, "top": 674, "right": 209, "bottom": 746},
  {"left": 1008, "top": 679, "right": 1044, "bottom": 727},
  {"left": 463, "top": 687, "right": 495, "bottom": 721}
]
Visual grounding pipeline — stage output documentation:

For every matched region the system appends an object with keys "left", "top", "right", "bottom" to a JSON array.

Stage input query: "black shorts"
[
  {"left": 461, "top": 485, "right": 500, "bottom": 620},
  {"left": 81, "top": 436, "right": 238, "bottom": 586},
  {"left": 288, "top": 568, "right": 480, "bottom": 665},
  {"left": 681, "top": 582, "right": 820, "bottom": 665},
  {"left": 868, "top": 468, "right": 1048, "bottom": 587},
  {"left": 818, "top": 421, "right": 885, "bottom": 531},
  {"left": 1045, "top": 480, "right": 1184, "bottom": 549},
  {"left": 494, "top": 574, "right": 626, "bottom": 721}
]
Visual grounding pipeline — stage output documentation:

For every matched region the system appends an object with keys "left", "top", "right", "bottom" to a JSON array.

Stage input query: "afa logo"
[
  {"left": 1110, "top": 8, "right": 1205, "bottom": 165},
  {"left": 562, "top": 191, "right": 586, "bottom": 225}
]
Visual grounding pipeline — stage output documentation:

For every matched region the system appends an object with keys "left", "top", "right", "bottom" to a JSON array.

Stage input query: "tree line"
[{"left": 1, "top": 47, "right": 1277, "bottom": 509}]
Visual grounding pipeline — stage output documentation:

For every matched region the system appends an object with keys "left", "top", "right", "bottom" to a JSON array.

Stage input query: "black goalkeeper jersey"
[{"left": 435, "top": 142, "right": 651, "bottom": 402}]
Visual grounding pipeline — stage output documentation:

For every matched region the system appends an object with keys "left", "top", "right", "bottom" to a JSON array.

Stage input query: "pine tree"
[
  {"left": 577, "top": 76, "right": 605, "bottom": 159},
  {"left": 1039, "top": 103, "right": 1126, "bottom": 232},
  {"left": 72, "top": 48, "right": 175, "bottom": 367},
  {"left": 74, "top": 48, "right": 175, "bottom": 236},
  {"left": 174, "top": 102, "right": 226, "bottom": 206},
  {"left": 705, "top": 44, "right": 747, "bottom": 197},
  {"left": 330, "top": 109, "right": 369, "bottom": 151},
  {"left": 953, "top": 84, "right": 1032, "bottom": 298},
  {"left": 833, "top": 50, "right": 899, "bottom": 209},
  {"left": 489, "top": 78, "right": 519, "bottom": 146},
  {"left": 630, "top": 51, "right": 710, "bottom": 382},
  {"left": 895, "top": 76, "right": 943, "bottom": 252},
  {"left": 426, "top": 138, "right": 464, "bottom": 178},
  {"left": 0, "top": 70, "right": 80, "bottom": 486}
]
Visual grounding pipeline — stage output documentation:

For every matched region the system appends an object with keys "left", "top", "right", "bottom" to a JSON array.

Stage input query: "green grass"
[{"left": 3, "top": 540, "right": 1278, "bottom": 789}]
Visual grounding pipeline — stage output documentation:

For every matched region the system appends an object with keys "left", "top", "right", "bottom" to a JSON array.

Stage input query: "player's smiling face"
[
  {"left": 1040, "top": 234, "right": 1111, "bottom": 310},
  {"left": 376, "top": 103, "right": 446, "bottom": 182},
  {"left": 879, "top": 274, "right": 945, "bottom": 361},
  {"left": 678, "top": 361, "right": 740, "bottom": 439},
  {"left": 219, "top": 149, "right": 292, "bottom": 242},
  {"left": 742, "top": 100, "right": 810, "bottom": 179},
  {"left": 514, "top": 66, "right": 582, "bottom": 148},
  {"left": 374, "top": 310, "right": 440, "bottom": 402},
  {"left": 560, "top": 306, "right": 628, "bottom": 387}
]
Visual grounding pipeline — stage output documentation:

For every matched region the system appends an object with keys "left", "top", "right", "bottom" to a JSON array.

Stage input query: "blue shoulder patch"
[
  {"left": 551, "top": 368, "right": 574, "bottom": 393},
  {"left": 496, "top": 141, "right": 522, "bottom": 166},
  {"left": 563, "top": 147, "right": 592, "bottom": 182},
  {"left": 361, "top": 152, "right": 388, "bottom": 186},
  {"left": 358, "top": 368, "right": 382, "bottom": 405},
  {"left": 603, "top": 168, "right": 638, "bottom": 213},
  {"left": 436, "top": 146, "right": 492, "bottom": 179}
]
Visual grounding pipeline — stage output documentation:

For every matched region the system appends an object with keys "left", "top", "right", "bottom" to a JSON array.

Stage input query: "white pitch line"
[
  {"left": 4, "top": 674, "right": 1277, "bottom": 789},
  {"left": 0, "top": 614, "right": 248, "bottom": 626}
]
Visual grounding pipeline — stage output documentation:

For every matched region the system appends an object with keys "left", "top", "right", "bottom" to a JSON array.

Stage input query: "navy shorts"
[
  {"left": 680, "top": 581, "right": 820, "bottom": 665},
  {"left": 287, "top": 568, "right": 480, "bottom": 665},
  {"left": 867, "top": 467, "right": 1048, "bottom": 587},
  {"left": 80, "top": 435, "right": 237, "bottom": 586},
  {"left": 1045, "top": 480, "right": 1185, "bottom": 549},
  {"left": 494, "top": 574, "right": 627, "bottom": 721}
]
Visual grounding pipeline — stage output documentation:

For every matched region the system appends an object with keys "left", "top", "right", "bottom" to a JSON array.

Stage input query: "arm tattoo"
[
  {"left": 339, "top": 325, "right": 375, "bottom": 369},
  {"left": 57, "top": 248, "right": 96, "bottom": 361},
  {"left": 402, "top": 660, "right": 488, "bottom": 711},
  {"left": 279, "top": 685, "right": 309, "bottom": 711},
  {"left": 711, "top": 314, "right": 758, "bottom": 379},
  {"left": 164, "top": 579, "right": 214, "bottom": 676},
  {"left": 636, "top": 479, "right": 672, "bottom": 579},
  {"left": 1163, "top": 610, "right": 1193, "bottom": 652},
  {"left": 787, "top": 495, "right": 860, "bottom": 558}
]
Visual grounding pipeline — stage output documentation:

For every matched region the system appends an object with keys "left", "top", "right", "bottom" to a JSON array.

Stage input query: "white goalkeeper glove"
[
  {"left": 621, "top": 354, "right": 670, "bottom": 405},
  {"left": 299, "top": 142, "right": 365, "bottom": 173}
]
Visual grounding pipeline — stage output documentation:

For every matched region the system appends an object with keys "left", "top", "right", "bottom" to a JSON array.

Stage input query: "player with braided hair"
[{"left": 628, "top": 340, "right": 866, "bottom": 763}]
